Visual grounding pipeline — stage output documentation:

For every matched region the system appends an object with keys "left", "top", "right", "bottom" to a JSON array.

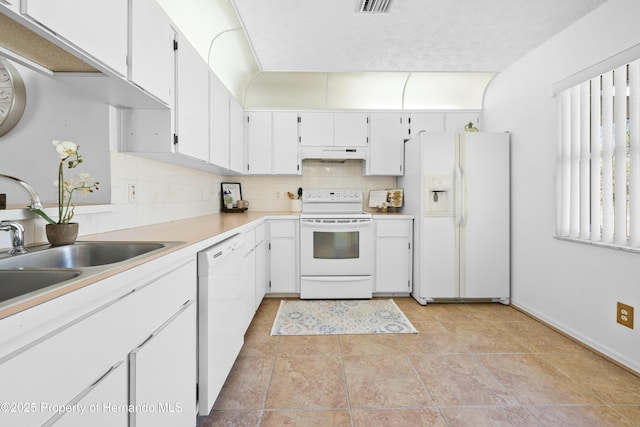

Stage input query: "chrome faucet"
[
  {"left": 0, "top": 174, "right": 44, "bottom": 210},
  {"left": 0, "top": 221, "right": 28, "bottom": 254},
  {"left": 0, "top": 174, "right": 44, "bottom": 254}
]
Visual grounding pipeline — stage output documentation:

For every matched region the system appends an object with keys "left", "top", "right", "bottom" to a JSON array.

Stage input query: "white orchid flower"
[
  {"left": 75, "top": 173, "right": 91, "bottom": 183},
  {"left": 52, "top": 139, "right": 78, "bottom": 159},
  {"left": 31, "top": 139, "right": 99, "bottom": 226}
]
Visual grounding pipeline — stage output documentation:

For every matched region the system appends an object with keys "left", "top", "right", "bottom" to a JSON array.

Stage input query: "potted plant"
[{"left": 32, "top": 140, "right": 99, "bottom": 245}]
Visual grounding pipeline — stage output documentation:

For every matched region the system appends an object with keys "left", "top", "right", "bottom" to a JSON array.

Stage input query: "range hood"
[{"left": 300, "top": 146, "right": 367, "bottom": 161}]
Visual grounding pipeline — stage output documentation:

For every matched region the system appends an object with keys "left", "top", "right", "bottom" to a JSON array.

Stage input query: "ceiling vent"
[{"left": 357, "top": 0, "right": 394, "bottom": 14}]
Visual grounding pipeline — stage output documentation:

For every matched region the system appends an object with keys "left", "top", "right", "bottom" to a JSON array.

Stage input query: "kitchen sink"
[
  {"left": 0, "top": 269, "right": 82, "bottom": 304},
  {"left": 0, "top": 241, "right": 168, "bottom": 269},
  {"left": 0, "top": 241, "right": 183, "bottom": 311}
]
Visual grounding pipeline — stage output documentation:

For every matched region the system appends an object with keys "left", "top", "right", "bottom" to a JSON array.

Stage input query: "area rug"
[{"left": 270, "top": 299, "right": 418, "bottom": 336}]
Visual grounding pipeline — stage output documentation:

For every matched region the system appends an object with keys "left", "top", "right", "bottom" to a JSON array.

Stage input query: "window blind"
[{"left": 558, "top": 59, "right": 640, "bottom": 249}]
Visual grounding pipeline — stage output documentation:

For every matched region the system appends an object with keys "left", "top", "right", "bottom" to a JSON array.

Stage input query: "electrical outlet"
[
  {"left": 128, "top": 184, "right": 137, "bottom": 202},
  {"left": 617, "top": 302, "right": 634, "bottom": 329},
  {"left": 276, "top": 191, "right": 281, "bottom": 199}
]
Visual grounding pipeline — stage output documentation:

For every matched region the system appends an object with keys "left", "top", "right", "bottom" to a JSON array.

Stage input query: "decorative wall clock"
[{"left": 0, "top": 58, "right": 26, "bottom": 137}]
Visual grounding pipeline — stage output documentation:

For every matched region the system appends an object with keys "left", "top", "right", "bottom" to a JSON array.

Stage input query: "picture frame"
[{"left": 221, "top": 182, "right": 242, "bottom": 211}]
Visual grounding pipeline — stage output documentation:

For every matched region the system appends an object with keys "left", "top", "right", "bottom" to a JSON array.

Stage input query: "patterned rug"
[{"left": 270, "top": 299, "right": 418, "bottom": 336}]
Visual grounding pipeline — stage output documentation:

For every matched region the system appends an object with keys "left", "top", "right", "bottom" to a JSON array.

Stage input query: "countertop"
[
  {"left": 0, "top": 210, "right": 413, "bottom": 319},
  {"left": 0, "top": 211, "right": 297, "bottom": 319}
]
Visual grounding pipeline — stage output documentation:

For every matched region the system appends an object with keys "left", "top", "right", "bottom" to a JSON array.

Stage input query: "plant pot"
[{"left": 46, "top": 223, "right": 79, "bottom": 246}]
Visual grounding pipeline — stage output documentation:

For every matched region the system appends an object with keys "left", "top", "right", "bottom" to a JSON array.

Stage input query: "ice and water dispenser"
[{"left": 424, "top": 175, "right": 454, "bottom": 216}]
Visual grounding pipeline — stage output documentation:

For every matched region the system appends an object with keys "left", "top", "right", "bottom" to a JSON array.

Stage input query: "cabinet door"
[
  {"left": 272, "top": 112, "right": 300, "bottom": 175},
  {"left": 298, "top": 112, "right": 333, "bottom": 146},
  {"left": 130, "top": 0, "right": 174, "bottom": 104},
  {"left": 376, "top": 238, "right": 411, "bottom": 293},
  {"left": 23, "top": 0, "right": 128, "bottom": 76},
  {"left": 176, "top": 35, "right": 209, "bottom": 161},
  {"left": 241, "top": 229, "right": 257, "bottom": 331},
  {"left": 0, "top": 0, "right": 20, "bottom": 13},
  {"left": 255, "top": 239, "right": 266, "bottom": 309},
  {"left": 53, "top": 362, "right": 128, "bottom": 427},
  {"left": 334, "top": 112, "right": 369, "bottom": 146},
  {"left": 408, "top": 113, "right": 445, "bottom": 138},
  {"left": 268, "top": 221, "right": 297, "bottom": 293},
  {"left": 210, "top": 71, "right": 231, "bottom": 169},
  {"left": 368, "top": 113, "right": 406, "bottom": 176},
  {"left": 269, "top": 238, "right": 297, "bottom": 293},
  {"left": 445, "top": 112, "right": 482, "bottom": 132},
  {"left": 245, "top": 112, "right": 272, "bottom": 174},
  {"left": 129, "top": 301, "right": 197, "bottom": 427},
  {"left": 229, "top": 97, "right": 244, "bottom": 173}
]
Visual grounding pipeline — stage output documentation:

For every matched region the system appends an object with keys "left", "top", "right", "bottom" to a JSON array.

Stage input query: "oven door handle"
[
  {"left": 300, "top": 219, "right": 372, "bottom": 228},
  {"left": 302, "top": 275, "right": 370, "bottom": 283}
]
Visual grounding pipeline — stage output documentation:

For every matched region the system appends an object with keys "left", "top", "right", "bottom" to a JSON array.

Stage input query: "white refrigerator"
[{"left": 399, "top": 131, "right": 510, "bottom": 304}]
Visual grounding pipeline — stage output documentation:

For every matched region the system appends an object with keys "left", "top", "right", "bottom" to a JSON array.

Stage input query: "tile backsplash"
[
  {"left": 0, "top": 155, "right": 396, "bottom": 248},
  {"left": 236, "top": 160, "right": 396, "bottom": 212}
]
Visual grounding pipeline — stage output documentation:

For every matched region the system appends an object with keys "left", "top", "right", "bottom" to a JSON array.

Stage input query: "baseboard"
[{"left": 511, "top": 302, "right": 640, "bottom": 377}]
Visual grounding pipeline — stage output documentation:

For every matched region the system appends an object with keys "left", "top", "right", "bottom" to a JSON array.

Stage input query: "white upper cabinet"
[
  {"left": 272, "top": 112, "right": 300, "bottom": 175},
  {"left": 445, "top": 112, "right": 482, "bottom": 132},
  {"left": 22, "top": 0, "right": 128, "bottom": 76},
  {"left": 334, "top": 112, "right": 369, "bottom": 147},
  {"left": 298, "top": 112, "right": 333, "bottom": 146},
  {"left": 129, "top": 0, "right": 174, "bottom": 104},
  {"left": 245, "top": 111, "right": 299, "bottom": 175},
  {"left": 366, "top": 113, "right": 407, "bottom": 176},
  {"left": 229, "top": 97, "right": 244, "bottom": 174},
  {"left": 175, "top": 33, "right": 209, "bottom": 161},
  {"left": 408, "top": 112, "right": 445, "bottom": 137},
  {"left": 210, "top": 71, "right": 231, "bottom": 169},
  {"left": 245, "top": 112, "right": 272, "bottom": 175}
]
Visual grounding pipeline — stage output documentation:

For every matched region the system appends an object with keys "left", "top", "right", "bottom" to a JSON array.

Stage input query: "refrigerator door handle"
[
  {"left": 455, "top": 163, "right": 463, "bottom": 227},
  {"left": 461, "top": 165, "right": 469, "bottom": 227}
]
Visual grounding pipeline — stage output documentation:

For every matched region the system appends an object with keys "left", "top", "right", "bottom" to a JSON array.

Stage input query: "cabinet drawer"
[
  {"left": 269, "top": 221, "right": 296, "bottom": 238},
  {"left": 376, "top": 220, "right": 412, "bottom": 237}
]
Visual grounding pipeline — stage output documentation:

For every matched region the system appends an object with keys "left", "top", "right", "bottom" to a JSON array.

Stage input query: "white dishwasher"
[{"left": 197, "top": 233, "right": 245, "bottom": 416}]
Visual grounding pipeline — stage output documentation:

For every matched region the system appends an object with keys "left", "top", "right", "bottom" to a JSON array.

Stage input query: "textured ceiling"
[{"left": 232, "top": 0, "right": 607, "bottom": 72}]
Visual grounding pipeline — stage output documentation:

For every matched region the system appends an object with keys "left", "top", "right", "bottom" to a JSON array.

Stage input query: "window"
[{"left": 557, "top": 59, "right": 640, "bottom": 248}]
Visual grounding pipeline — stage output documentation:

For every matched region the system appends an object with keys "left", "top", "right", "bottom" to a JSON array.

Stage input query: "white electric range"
[{"left": 299, "top": 189, "right": 373, "bottom": 299}]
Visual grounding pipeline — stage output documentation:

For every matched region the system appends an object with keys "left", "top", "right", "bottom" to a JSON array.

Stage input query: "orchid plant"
[{"left": 32, "top": 140, "right": 99, "bottom": 225}]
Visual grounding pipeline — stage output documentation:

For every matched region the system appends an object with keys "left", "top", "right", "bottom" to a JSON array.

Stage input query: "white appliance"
[
  {"left": 399, "top": 131, "right": 510, "bottom": 304},
  {"left": 300, "top": 189, "right": 373, "bottom": 299},
  {"left": 197, "top": 234, "right": 250, "bottom": 415}
]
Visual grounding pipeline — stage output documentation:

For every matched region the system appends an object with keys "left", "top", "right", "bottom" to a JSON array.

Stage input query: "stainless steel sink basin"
[
  {"left": 0, "top": 241, "right": 182, "bottom": 311},
  {"left": 0, "top": 269, "right": 82, "bottom": 303},
  {"left": 0, "top": 241, "right": 167, "bottom": 269}
]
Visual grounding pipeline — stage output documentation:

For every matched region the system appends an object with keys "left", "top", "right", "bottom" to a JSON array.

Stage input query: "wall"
[
  {"left": 483, "top": 0, "right": 640, "bottom": 373},
  {"left": 0, "top": 60, "right": 111, "bottom": 206}
]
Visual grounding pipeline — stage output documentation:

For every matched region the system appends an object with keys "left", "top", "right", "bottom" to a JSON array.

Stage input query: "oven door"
[{"left": 300, "top": 218, "right": 373, "bottom": 276}]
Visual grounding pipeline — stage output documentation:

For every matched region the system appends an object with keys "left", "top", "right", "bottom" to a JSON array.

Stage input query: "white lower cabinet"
[
  {"left": 267, "top": 220, "right": 298, "bottom": 293},
  {"left": 129, "top": 301, "right": 196, "bottom": 427},
  {"left": 0, "top": 257, "right": 197, "bottom": 427},
  {"left": 241, "top": 229, "right": 257, "bottom": 330},
  {"left": 255, "top": 224, "right": 267, "bottom": 309},
  {"left": 51, "top": 361, "right": 128, "bottom": 427},
  {"left": 375, "top": 218, "right": 413, "bottom": 294}
]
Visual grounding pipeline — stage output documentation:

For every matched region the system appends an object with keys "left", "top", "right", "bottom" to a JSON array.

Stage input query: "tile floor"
[{"left": 197, "top": 298, "right": 640, "bottom": 427}]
